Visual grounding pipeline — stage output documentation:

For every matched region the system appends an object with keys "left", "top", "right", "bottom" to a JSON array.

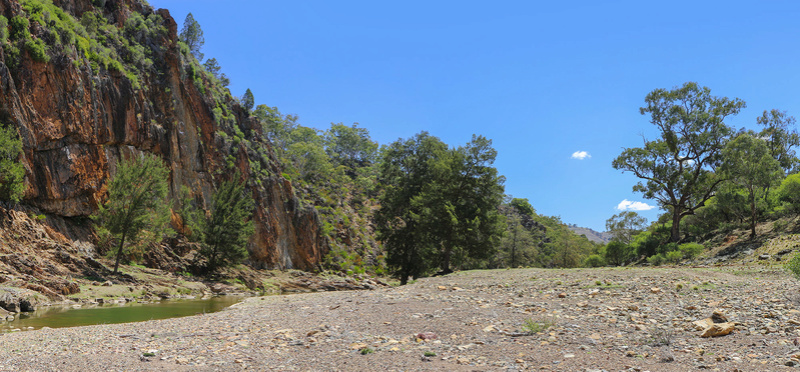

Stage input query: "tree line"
[
  {"left": 0, "top": 10, "right": 617, "bottom": 282},
  {"left": 604, "top": 82, "right": 800, "bottom": 266}
]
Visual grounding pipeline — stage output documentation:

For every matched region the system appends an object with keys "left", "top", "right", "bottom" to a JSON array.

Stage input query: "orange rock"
[{"left": 700, "top": 322, "right": 735, "bottom": 337}]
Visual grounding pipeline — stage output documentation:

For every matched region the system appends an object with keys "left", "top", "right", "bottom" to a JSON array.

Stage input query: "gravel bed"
[{"left": 1, "top": 266, "right": 800, "bottom": 371}]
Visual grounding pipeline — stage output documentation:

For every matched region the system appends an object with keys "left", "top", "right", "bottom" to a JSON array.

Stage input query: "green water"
[{"left": 0, "top": 296, "right": 243, "bottom": 332}]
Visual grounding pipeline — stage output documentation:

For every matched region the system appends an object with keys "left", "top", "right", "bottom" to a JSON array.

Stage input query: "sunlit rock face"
[{"left": 0, "top": 0, "right": 327, "bottom": 270}]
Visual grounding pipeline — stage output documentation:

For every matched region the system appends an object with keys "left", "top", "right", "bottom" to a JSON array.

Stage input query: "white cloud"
[
  {"left": 616, "top": 199, "right": 655, "bottom": 211},
  {"left": 571, "top": 151, "right": 591, "bottom": 160}
]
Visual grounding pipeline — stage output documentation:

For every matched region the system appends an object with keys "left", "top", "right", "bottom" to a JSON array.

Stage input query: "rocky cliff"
[{"left": 0, "top": 0, "right": 328, "bottom": 271}]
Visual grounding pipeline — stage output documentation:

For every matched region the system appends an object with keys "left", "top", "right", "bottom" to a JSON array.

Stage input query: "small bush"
[
  {"left": 583, "top": 254, "right": 605, "bottom": 268},
  {"left": 647, "top": 253, "right": 666, "bottom": 266},
  {"left": 786, "top": 253, "right": 800, "bottom": 279},
  {"left": 0, "top": 16, "right": 8, "bottom": 43},
  {"left": 423, "top": 351, "right": 436, "bottom": 357},
  {"left": 631, "top": 231, "right": 662, "bottom": 257},
  {"left": 359, "top": 347, "right": 374, "bottom": 355},
  {"left": 665, "top": 250, "right": 683, "bottom": 264},
  {"left": 779, "top": 174, "right": 800, "bottom": 210},
  {"left": 521, "top": 318, "right": 554, "bottom": 334},
  {"left": 10, "top": 16, "right": 29, "bottom": 41},
  {"left": 678, "top": 243, "right": 704, "bottom": 259},
  {"left": 659, "top": 242, "right": 679, "bottom": 256},
  {"left": 25, "top": 38, "right": 50, "bottom": 62},
  {"left": 604, "top": 240, "right": 631, "bottom": 266}
]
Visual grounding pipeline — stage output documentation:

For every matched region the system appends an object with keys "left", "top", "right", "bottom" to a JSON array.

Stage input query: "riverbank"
[
  {"left": 2, "top": 266, "right": 800, "bottom": 371},
  {"left": 0, "top": 256, "right": 389, "bottom": 318}
]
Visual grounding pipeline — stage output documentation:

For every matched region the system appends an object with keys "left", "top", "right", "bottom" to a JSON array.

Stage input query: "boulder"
[
  {"left": 700, "top": 322, "right": 735, "bottom": 338},
  {"left": 694, "top": 310, "right": 734, "bottom": 337},
  {"left": 0, "top": 292, "right": 19, "bottom": 313}
]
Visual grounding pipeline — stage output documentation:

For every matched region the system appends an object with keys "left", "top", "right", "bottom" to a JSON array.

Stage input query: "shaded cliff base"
[{"left": 0, "top": 206, "right": 387, "bottom": 315}]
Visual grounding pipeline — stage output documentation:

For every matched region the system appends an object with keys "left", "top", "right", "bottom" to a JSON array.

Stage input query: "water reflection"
[{"left": 1, "top": 296, "right": 243, "bottom": 332}]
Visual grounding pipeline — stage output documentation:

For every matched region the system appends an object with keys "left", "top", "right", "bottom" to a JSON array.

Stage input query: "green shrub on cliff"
[
  {"left": 9, "top": 16, "right": 29, "bottom": 42},
  {"left": 0, "top": 125, "right": 24, "bottom": 203},
  {"left": 0, "top": 16, "right": 9, "bottom": 44},
  {"left": 24, "top": 38, "right": 49, "bottom": 62}
]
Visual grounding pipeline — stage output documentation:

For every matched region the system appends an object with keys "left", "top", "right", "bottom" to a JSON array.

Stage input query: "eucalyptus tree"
[
  {"left": 612, "top": 82, "right": 745, "bottom": 242},
  {"left": 756, "top": 109, "right": 799, "bottom": 174},
  {"left": 719, "top": 133, "right": 782, "bottom": 238},
  {"left": 605, "top": 211, "right": 647, "bottom": 245}
]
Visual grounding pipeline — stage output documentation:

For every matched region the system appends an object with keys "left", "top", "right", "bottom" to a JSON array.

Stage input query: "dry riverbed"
[{"left": 2, "top": 266, "right": 800, "bottom": 371}]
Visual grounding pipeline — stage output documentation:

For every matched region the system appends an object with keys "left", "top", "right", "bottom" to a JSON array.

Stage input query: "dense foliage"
[{"left": 376, "top": 133, "right": 506, "bottom": 283}]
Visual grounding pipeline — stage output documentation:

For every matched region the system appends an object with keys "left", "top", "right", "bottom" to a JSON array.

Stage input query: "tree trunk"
[
  {"left": 113, "top": 231, "right": 127, "bottom": 273},
  {"left": 510, "top": 226, "right": 518, "bottom": 268},
  {"left": 400, "top": 243, "right": 413, "bottom": 285},
  {"left": 750, "top": 191, "right": 757, "bottom": 239},
  {"left": 440, "top": 244, "right": 452, "bottom": 273},
  {"left": 207, "top": 245, "right": 218, "bottom": 274},
  {"left": 670, "top": 211, "right": 681, "bottom": 243}
]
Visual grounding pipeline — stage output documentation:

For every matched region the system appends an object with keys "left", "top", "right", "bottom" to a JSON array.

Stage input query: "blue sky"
[{"left": 150, "top": 0, "right": 800, "bottom": 231}]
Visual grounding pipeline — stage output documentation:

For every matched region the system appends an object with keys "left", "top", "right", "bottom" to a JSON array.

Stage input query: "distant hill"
[{"left": 567, "top": 224, "right": 612, "bottom": 244}]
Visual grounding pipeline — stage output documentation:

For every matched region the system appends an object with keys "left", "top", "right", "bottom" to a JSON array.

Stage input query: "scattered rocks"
[
  {"left": 416, "top": 332, "right": 437, "bottom": 341},
  {"left": 0, "top": 267, "right": 797, "bottom": 371}
]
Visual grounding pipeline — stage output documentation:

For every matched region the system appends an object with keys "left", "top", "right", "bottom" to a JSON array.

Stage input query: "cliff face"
[{"left": 0, "top": 0, "right": 327, "bottom": 270}]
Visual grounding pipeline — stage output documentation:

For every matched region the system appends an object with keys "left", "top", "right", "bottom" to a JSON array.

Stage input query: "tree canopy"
[
  {"left": 612, "top": 82, "right": 745, "bottom": 242},
  {"left": 757, "top": 109, "right": 800, "bottom": 174},
  {"left": 377, "top": 133, "right": 505, "bottom": 284},
  {"left": 179, "top": 13, "right": 204, "bottom": 60},
  {"left": 324, "top": 123, "right": 379, "bottom": 168},
  {"left": 719, "top": 133, "right": 782, "bottom": 238},
  {"left": 241, "top": 88, "right": 254, "bottom": 112},
  {"left": 605, "top": 211, "right": 647, "bottom": 245}
]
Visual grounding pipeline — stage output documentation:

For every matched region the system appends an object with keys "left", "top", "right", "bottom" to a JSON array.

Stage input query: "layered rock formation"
[{"left": 0, "top": 0, "right": 327, "bottom": 270}]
